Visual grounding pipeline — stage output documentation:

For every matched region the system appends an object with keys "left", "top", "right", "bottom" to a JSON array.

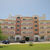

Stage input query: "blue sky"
[{"left": 0, "top": 0, "right": 50, "bottom": 20}]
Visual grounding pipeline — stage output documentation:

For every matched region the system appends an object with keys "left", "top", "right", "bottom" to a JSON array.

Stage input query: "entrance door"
[
  {"left": 25, "top": 37, "right": 30, "bottom": 41},
  {"left": 35, "top": 37, "right": 38, "bottom": 42},
  {"left": 16, "top": 37, "right": 20, "bottom": 42}
]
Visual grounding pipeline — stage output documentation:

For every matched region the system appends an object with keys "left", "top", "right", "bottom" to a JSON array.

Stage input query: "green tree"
[
  {"left": 0, "top": 26, "right": 8, "bottom": 40},
  {"left": 0, "top": 26, "right": 2, "bottom": 40}
]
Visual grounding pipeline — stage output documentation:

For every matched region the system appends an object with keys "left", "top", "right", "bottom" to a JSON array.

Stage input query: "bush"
[
  {"left": 29, "top": 41, "right": 33, "bottom": 46},
  {"left": 0, "top": 35, "right": 8, "bottom": 41},
  {"left": 2, "top": 35, "right": 8, "bottom": 40}
]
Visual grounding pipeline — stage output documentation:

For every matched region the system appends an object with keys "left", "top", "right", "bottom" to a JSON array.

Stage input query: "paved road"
[{"left": 0, "top": 41, "right": 50, "bottom": 45}]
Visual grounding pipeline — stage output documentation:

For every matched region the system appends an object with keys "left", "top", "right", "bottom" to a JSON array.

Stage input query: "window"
[
  {"left": 3, "top": 31, "right": 8, "bottom": 33},
  {"left": 4, "top": 22, "right": 8, "bottom": 24},
  {"left": 16, "top": 33, "right": 19, "bottom": 35},
  {"left": 31, "top": 27, "right": 33, "bottom": 29},
  {"left": 47, "top": 22, "right": 50, "bottom": 24},
  {"left": 40, "top": 31, "right": 45, "bottom": 34},
  {"left": 47, "top": 36, "right": 50, "bottom": 38},
  {"left": 11, "top": 22, "right": 14, "bottom": 24},
  {"left": 40, "top": 27, "right": 44, "bottom": 29},
  {"left": 28, "top": 27, "right": 33, "bottom": 29},
  {"left": 35, "top": 29, "right": 38, "bottom": 31},
  {"left": 23, "top": 19, "right": 26, "bottom": 20},
  {"left": 23, "top": 32, "right": 26, "bottom": 34},
  {"left": 47, "top": 31, "right": 50, "bottom": 33},
  {"left": 35, "top": 33, "right": 38, "bottom": 35},
  {"left": 4, "top": 26, "right": 8, "bottom": 28},
  {"left": 17, "top": 21, "right": 20, "bottom": 23},
  {"left": 47, "top": 27, "right": 50, "bottom": 29},
  {"left": 17, "top": 17, "right": 20, "bottom": 19},
  {"left": 17, "top": 25, "right": 19, "bottom": 27},
  {"left": 40, "top": 22, "right": 44, "bottom": 24},
  {"left": 17, "top": 29, "right": 19, "bottom": 31},
  {"left": 0, "top": 22, "right": 1, "bottom": 24},
  {"left": 35, "top": 21, "right": 37, "bottom": 23},
  {"left": 40, "top": 36, "right": 44, "bottom": 39},
  {"left": 10, "top": 31, "right": 14, "bottom": 34},
  {"left": 34, "top": 17, "right": 37, "bottom": 19},
  {"left": 23, "top": 27, "right": 26, "bottom": 29},
  {"left": 11, "top": 27, "right": 14, "bottom": 29},
  {"left": 35, "top": 25, "right": 38, "bottom": 27}
]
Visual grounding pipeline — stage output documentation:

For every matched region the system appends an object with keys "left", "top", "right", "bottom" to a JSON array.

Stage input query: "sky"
[{"left": 0, "top": 0, "right": 50, "bottom": 20}]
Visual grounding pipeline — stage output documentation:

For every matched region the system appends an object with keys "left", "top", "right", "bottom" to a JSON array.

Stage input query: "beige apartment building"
[
  {"left": 39, "top": 20, "right": 50, "bottom": 41},
  {"left": 0, "top": 15, "right": 50, "bottom": 42}
]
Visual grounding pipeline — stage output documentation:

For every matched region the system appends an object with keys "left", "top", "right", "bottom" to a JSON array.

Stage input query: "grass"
[{"left": 0, "top": 44, "right": 50, "bottom": 50}]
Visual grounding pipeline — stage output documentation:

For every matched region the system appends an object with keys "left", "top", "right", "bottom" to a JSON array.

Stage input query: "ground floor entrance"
[
  {"left": 15, "top": 35, "right": 22, "bottom": 42},
  {"left": 25, "top": 37, "right": 30, "bottom": 41},
  {"left": 34, "top": 35, "right": 40, "bottom": 42},
  {"left": 35, "top": 37, "right": 39, "bottom": 42}
]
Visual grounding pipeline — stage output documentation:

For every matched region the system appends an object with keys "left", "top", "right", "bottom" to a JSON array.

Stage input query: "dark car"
[
  {"left": 2, "top": 40, "right": 10, "bottom": 44},
  {"left": 19, "top": 40, "right": 25, "bottom": 43}
]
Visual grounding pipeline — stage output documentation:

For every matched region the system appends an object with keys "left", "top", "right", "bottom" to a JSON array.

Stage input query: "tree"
[
  {"left": 0, "top": 26, "right": 8, "bottom": 40},
  {"left": 0, "top": 26, "right": 3, "bottom": 40}
]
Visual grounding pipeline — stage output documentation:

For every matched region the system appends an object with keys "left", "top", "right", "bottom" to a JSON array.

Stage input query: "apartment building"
[
  {"left": 0, "top": 15, "right": 50, "bottom": 42},
  {"left": 15, "top": 16, "right": 39, "bottom": 41},
  {"left": 21, "top": 17, "right": 34, "bottom": 41},
  {"left": 39, "top": 20, "right": 50, "bottom": 41},
  {"left": 33, "top": 16, "right": 39, "bottom": 41},
  {"left": 0, "top": 19, "right": 16, "bottom": 41}
]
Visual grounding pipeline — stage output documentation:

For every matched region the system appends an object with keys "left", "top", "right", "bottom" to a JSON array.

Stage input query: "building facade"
[
  {"left": 0, "top": 15, "right": 50, "bottom": 42},
  {"left": 39, "top": 20, "right": 50, "bottom": 41}
]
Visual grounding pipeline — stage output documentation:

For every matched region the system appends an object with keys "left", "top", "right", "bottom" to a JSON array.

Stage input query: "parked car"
[
  {"left": 2, "top": 40, "right": 10, "bottom": 44},
  {"left": 19, "top": 40, "right": 25, "bottom": 43}
]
